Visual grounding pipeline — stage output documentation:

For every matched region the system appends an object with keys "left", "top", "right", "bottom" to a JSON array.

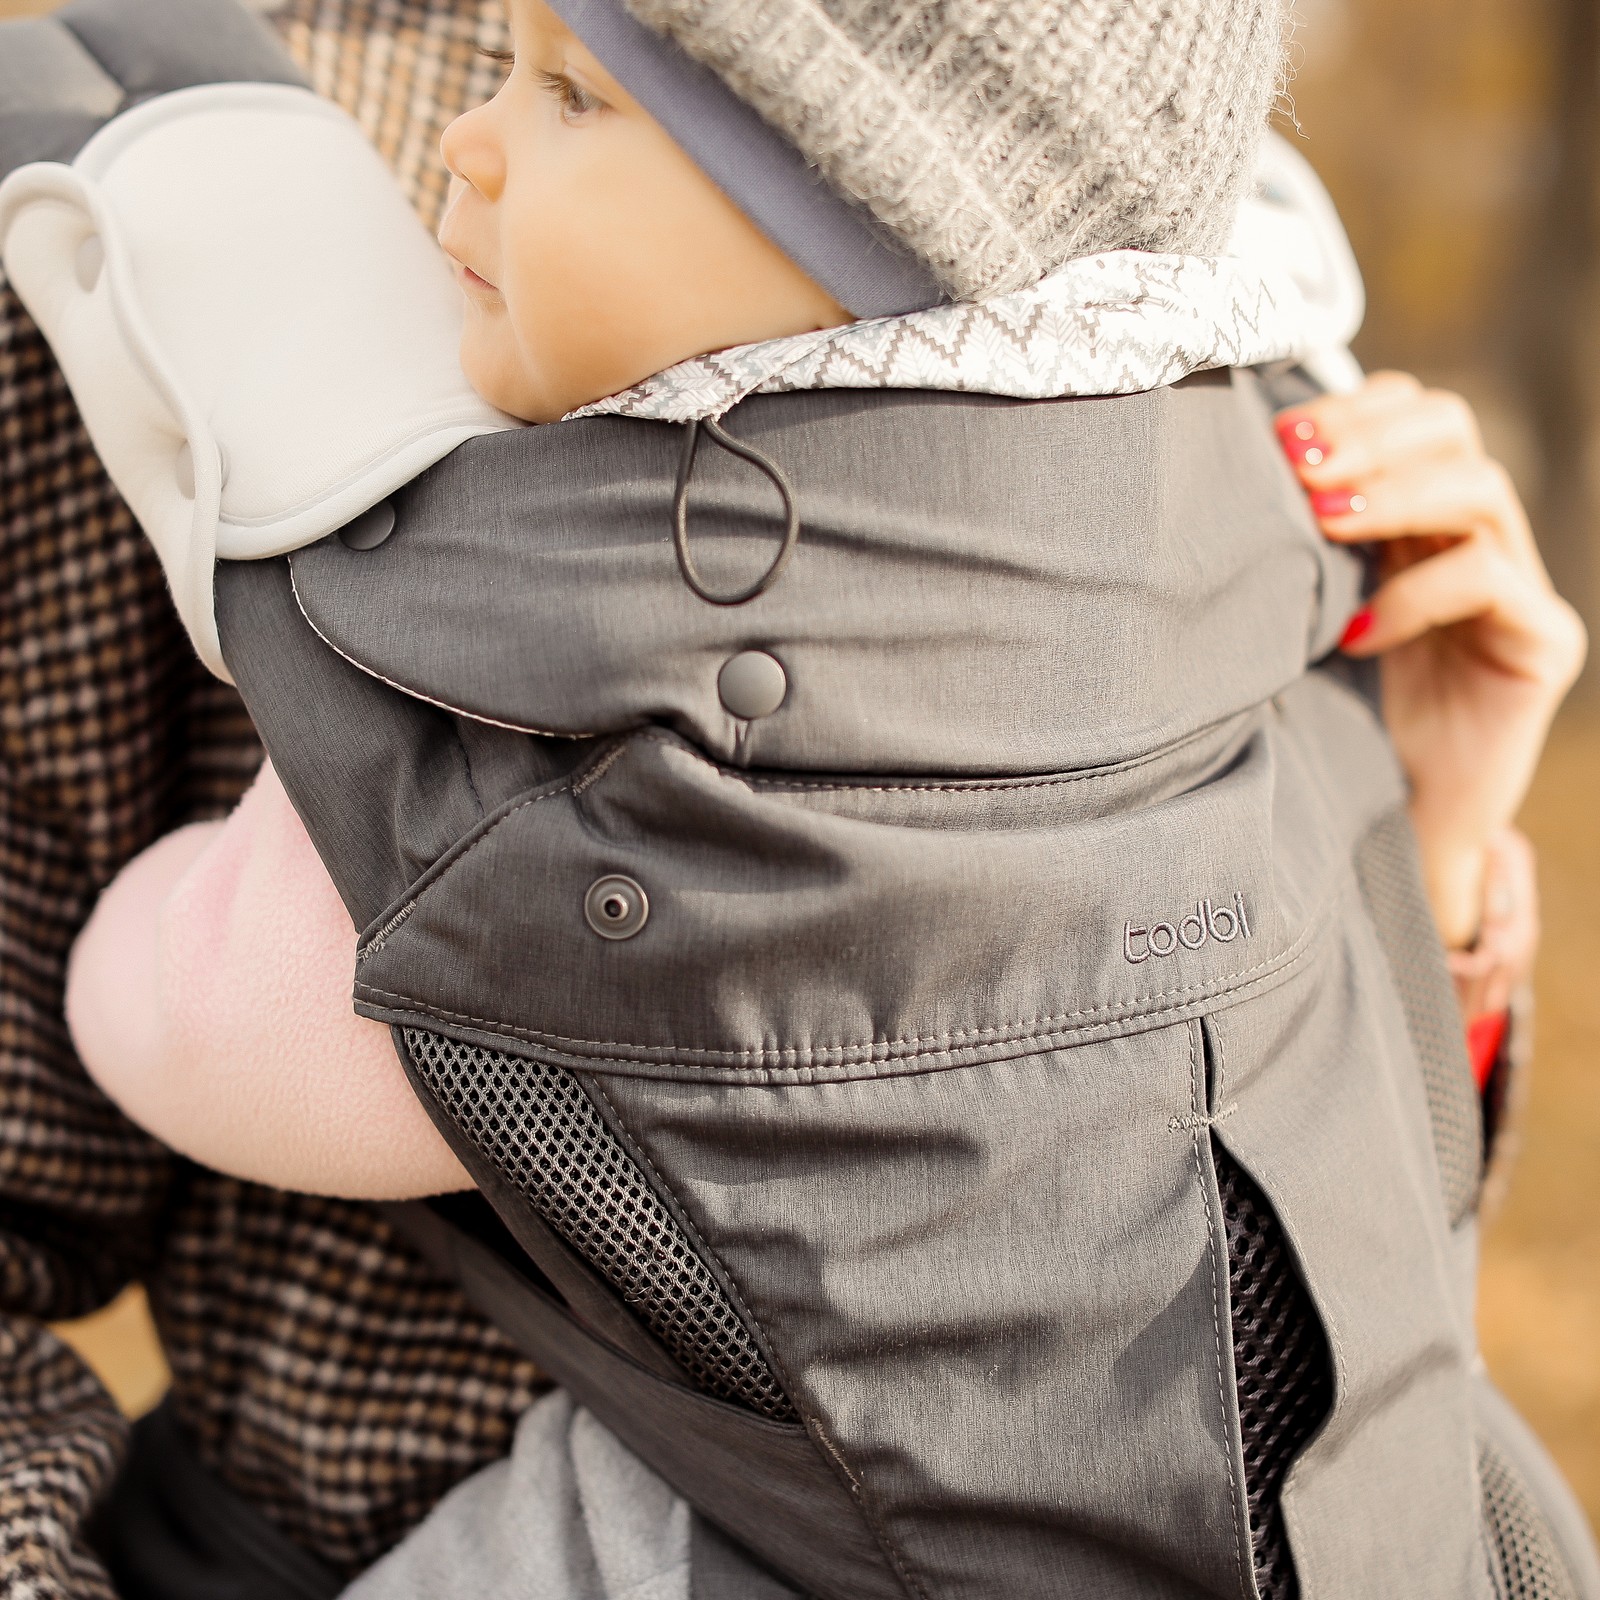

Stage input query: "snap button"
[
  {"left": 74, "top": 234, "right": 103, "bottom": 293},
  {"left": 339, "top": 500, "right": 396, "bottom": 551},
  {"left": 584, "top": 874, "right": 649, "bottom": 940},
  {"left": 717, "top": 650, "right": 787, "bottom": 719}
]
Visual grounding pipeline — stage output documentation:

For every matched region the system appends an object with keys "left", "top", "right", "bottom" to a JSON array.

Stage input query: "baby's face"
[{"left": 439, "top": 0, "right": 847, "bottom": 422}]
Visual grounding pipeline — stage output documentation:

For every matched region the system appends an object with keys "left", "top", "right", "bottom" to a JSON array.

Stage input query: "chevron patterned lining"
[{"left": 570, "top": 250, "right": 1308, "bottom": 423}]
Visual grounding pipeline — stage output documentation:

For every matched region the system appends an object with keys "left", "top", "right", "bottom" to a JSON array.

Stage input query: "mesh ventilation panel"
[
  {"left": 1354, "top": 806, "right": 1484, "bottom": 1225},
  {"left": 1217, "top": 1143, "right": 1334, "bottom": 1600},
  {"left": 402, "top": 1029, "right": 796, "bottom": 1421},
  {"left": 1480, "top": 1429, "right": 1581, "bottom": 1600}
]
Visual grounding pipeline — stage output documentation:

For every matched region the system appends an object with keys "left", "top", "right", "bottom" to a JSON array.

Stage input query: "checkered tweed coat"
[{"left": 0, "top": 5, "right": 548, "bottom": 1595}]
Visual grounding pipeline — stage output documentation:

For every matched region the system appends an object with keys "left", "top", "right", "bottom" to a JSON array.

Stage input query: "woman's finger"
[
  {"left": 1312, "top": 455, "right": 1537, "bottom": 563},
  {"left": 1342, "top": 539, "right": 1586, "bottom": 686},
  {"left": 1448, "top": 827, "right": 1540, "bottom": 1018},
  {"left": 1278, "top": 384, "right": 1483, "bottom": 486}
]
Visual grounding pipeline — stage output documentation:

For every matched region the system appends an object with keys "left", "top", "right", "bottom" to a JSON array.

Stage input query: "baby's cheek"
[{"left": 459, "top": 299, "right": 549, "bottom": 422}]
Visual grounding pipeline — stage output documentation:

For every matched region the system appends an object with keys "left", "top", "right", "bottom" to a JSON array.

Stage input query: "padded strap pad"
[{"left": 0, "top": 82, "right": 515, "bottom": 679}]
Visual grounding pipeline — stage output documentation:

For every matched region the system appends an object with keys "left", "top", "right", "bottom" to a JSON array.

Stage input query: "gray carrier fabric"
[
  {"left": 401, "top": 1027, "right": 796, "bottom": 1421},
  {"left": 209, "top": 373, "right": 1599, "bottom": 1600},
  {"left": 0, "top": 0, "right": 303, "bottom": 172}
]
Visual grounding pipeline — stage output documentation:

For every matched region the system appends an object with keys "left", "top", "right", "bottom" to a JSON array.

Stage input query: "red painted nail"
[
  {"left": 1311, "top": 489, "right": 1368, "bottom": 518},
  {"left": 1339, "top": 607, "right": 1375, "bottom": 650},
  {"left": 1276, "top": 414, "right": 1329, "bottom": 469}
]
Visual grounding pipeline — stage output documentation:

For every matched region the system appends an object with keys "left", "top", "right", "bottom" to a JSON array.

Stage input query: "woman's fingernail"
[
  {"left": 1339, "top": 607, "right": 1375, "bottom": 649},
  {"left": 1276, "top": 414, "right": 1329, "bottom": 468},
  {"left": 1311, "top": 490, "right": 1368, "bottom": 518}
]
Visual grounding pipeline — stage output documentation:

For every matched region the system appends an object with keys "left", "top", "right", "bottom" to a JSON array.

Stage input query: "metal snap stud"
[
  {"left": 74, "top": 233, "right": 103, "bottom": 293},
  {"left": 584, "top": 874, "right": 649, "bottom": 940},
  {"left": 717, "top": 650, "right": 787, "bottom": 719},
  {"left": 339, "top": 500, "right": 397, "bottom": 550}
]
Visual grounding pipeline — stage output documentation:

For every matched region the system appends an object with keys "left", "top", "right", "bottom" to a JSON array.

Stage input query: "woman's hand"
[{"left": 1276, "top": 372, "right": 1586, "bottom": 948}]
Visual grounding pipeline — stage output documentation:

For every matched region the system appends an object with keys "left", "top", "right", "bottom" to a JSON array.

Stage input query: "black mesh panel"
[
  {"left": 401, "top": 1029, "right": 797, "bottom": 1421},
  {"left": 1480, "top": 1428, "right": 1581, "bottom": 1600},
  {"left": 1354, "top": 806, "right": 1484, "bottom": 1224},
  {"left": 1217, "top": 1142, "right": 1334, "bottom": 1600}
]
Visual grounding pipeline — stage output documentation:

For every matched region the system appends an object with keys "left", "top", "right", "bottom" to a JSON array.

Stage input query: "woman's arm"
[
  {"left": 1275, "top": 372, "right": 1587, "bottom": 948},
  {"left": 65, "top": 760, "right": 472, "bottom": 1199}
]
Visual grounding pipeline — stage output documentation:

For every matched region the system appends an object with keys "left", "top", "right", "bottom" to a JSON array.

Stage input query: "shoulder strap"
[{"left": 0, "top": 0, "right": 303, "bottom": 177}]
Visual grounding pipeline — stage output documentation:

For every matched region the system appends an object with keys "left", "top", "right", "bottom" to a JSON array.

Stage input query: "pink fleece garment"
[{"left": 65, "top": 761, "right": 471, "bottom": 1199}]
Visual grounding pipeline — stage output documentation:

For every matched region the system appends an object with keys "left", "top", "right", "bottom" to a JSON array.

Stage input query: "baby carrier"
[{"left": 3, "top": 3, "right": 1597, "bottom": 1596}]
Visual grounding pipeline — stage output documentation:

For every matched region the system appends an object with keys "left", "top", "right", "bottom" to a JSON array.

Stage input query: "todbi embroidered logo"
[{"left": 1124, "top": 895, "right": 1252, "bottom": 964}]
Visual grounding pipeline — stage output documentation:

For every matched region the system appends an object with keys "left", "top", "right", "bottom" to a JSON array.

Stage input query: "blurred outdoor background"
[
  {"left": 2, "top": 0, "right": 1598, "bottom": 1539},
  {"left": 1280, "top": 0, "right": 1600, "bottom": 1522}
]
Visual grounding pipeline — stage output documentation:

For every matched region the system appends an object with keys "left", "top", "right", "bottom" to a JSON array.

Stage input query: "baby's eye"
[{"left": 535, "top": 69, "right": 604, "bottom": 121}]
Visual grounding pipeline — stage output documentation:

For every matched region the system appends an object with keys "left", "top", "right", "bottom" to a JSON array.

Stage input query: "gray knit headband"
[{"left": 546, "top": 0, "right": 944, "bottom": 318}]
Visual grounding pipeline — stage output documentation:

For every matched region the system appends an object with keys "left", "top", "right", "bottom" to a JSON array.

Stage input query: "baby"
[
  {"left": 66, "top": 0, "right": 864, "bottom": 1198},
  {"left": 46, "top": 0, "right": 1587, "bottom": 1587},
  {"left": 65, "top": 0, "right": 1575, "bottom": 1202}
]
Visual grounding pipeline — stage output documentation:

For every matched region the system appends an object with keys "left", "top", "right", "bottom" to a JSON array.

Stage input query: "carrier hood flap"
[
  {"left": 283, "top": 374, "right": 1365, "bottom": 776},
  {"left": 0, "top": 81, "right": 516, "bottom": 681}
]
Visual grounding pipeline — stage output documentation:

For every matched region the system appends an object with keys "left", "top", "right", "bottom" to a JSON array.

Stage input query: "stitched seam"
[
  {"left": 588, "top": 1079, "right": 927, "bottom": 1599},
  {"left": 1193, "top": 1022, "right": 1249, "bottom": 1598},
  {"left": 353, "top": 915, "right": 1317, "bottom": 1063},
  {"left": 351, "top": 737, "right": 638, "bottom": 955},
  {"left": 1169, "top": 1104, "right": 1238, "bottom": 1134},
  {"left": 288, "top": 560, "right": 604, "bottom": 739},
  {"left": 745, "top": 775, "right": 1150, "bottom": 795},
  {"left": 808, "top": 1419, "right": 930, "bottom": 1600},
  {"left": 570, "top": 740, "right": 630, "bottom": 798},
  {"left": 353, "top": 783, "right": 573, "bottom": 955},
  {"left": 644, "top": 717, "right": 1247, "bottom": 796},
  {"left": 587, "top": 1075, "right": 792, "bottom": 1387},
  {"left": 357, "top": 900, "right": 416, "bottom": 964}
]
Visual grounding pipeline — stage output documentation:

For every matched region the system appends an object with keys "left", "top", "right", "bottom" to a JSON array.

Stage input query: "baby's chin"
[{"left": 458, "top": 322, "right": 553, "bottom": 424}]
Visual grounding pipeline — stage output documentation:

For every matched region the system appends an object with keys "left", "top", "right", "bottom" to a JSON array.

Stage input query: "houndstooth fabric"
[{"left": 0, "top": 4, "right": 543, "bottom": 1597}]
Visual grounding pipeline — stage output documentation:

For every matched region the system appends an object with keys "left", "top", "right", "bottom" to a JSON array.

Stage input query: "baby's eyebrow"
[{"left": 476, "top": 45, "right": 515, "bottom": 64}]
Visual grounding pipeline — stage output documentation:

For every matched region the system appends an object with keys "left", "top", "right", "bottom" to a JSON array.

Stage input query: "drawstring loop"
[{"left": 672, "top": 417, "right": 800, "bottom": 606}]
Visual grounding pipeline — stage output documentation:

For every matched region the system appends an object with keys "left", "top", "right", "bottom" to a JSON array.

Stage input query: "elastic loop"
[{"left": 671, "top": 416, "right": 800, "bottom": 606}]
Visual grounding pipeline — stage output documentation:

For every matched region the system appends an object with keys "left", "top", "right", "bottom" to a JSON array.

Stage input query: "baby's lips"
[{"left": 1275, "top": 413, "right": 1330, "bottom": 470}]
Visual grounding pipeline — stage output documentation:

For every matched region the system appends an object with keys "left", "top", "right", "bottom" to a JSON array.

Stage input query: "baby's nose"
[{"left": 440, "top": 105, "right": 505, "bottom": 201}]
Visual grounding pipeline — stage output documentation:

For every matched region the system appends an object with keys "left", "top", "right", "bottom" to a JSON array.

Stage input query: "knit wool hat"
[{"left": 614, "top": 0, "right": 1289, "bottom": 304}]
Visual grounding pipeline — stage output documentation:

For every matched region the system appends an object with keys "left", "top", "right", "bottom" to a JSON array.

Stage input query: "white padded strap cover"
[{"left": 0, "top": 83, "right": 516, "bottom": 680}]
